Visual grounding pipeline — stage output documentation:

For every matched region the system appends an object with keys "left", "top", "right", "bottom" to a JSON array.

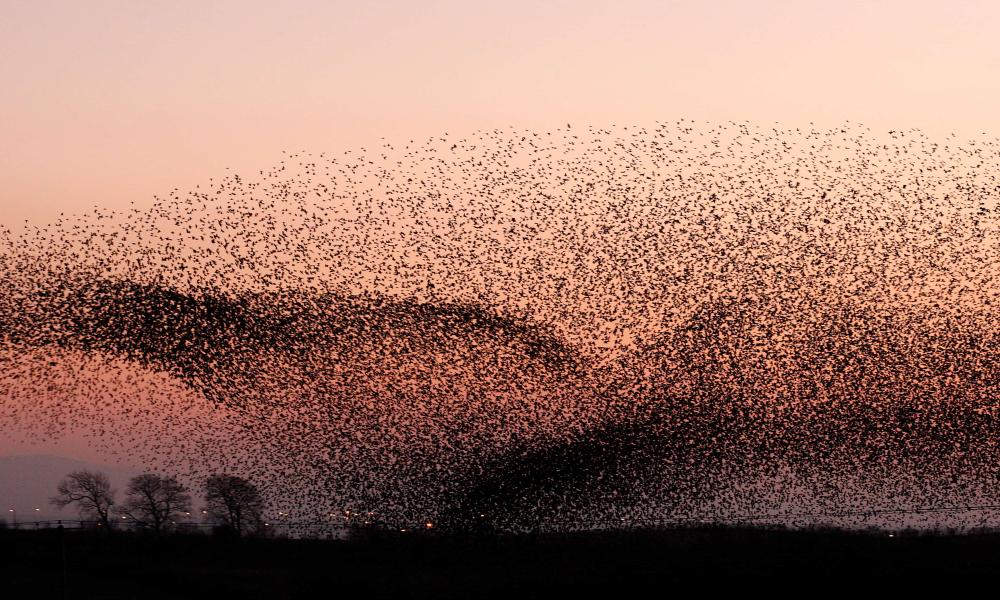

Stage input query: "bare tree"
[
  {"left": 50, "top": 470, "right": 116, "bottom": 529},
  {"left": 204, "top": 474, "right": 264, "bottom": 536},
  {"left": 120, "top": 473, "right": 191, "bottom": 532}
]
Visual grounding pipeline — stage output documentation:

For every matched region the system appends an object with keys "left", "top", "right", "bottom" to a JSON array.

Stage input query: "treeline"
[{"left": 48, "top": 470, "right": 264, "bottom": 536}]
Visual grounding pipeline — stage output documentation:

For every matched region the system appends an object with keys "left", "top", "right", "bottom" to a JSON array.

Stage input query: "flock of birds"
[{"left": 1, "top": 120, "right": 999, "bottom": 533}]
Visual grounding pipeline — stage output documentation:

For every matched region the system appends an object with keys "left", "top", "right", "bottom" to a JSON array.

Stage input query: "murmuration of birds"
[{"left": 1, "top": 121, "right": 999, "bottom": 534}]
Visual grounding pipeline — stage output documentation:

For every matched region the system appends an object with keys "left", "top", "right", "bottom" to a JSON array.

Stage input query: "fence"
[
  {"left": 0, "top": 519, "right": 358, "bottom": 538},
  {"left": 6, "top": 503, "right": 1000, "bottom": 537}
]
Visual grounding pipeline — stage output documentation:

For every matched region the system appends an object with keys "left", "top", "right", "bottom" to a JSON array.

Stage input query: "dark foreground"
[{"left": 3, "top": 526, "right": 999, "bottom": 599}]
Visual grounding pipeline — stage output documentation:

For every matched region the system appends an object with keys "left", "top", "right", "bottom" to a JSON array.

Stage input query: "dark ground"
[{"left": 2, "top": 526, "right": 998, "bottom": 598}]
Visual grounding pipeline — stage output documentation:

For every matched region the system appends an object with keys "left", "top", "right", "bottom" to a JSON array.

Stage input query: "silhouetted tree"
[
  {"left": 50, "top": 470, "right": 116, "bottom": 529},
  {"left": 120, "top": 473, "right": 191, "bottom": 532},
  {"left": 203, "top": 474, "right": 264, "bottom": 536}
]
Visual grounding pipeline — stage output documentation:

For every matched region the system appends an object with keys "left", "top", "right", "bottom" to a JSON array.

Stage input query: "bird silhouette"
[{"left": 1, "top": 120, "right": 999, "bottom": 533}]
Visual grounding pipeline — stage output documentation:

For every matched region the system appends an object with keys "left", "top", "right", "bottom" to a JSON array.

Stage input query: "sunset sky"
[
  {"left": 2, "top": 1, "right": 1000, "bottom": 533},
  {"left": 3, "top": 0, "right": 999, "bottom": 226}
]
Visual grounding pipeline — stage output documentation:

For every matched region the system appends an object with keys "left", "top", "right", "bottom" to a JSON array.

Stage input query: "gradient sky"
[
  {"left": 3, "top": 2, "right": 1000, "bottom": 530},
  {"left": 2, "top": 0, "right": 999, "bottom": 226}
]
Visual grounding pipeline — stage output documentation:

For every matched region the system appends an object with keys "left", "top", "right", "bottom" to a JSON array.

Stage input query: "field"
[{"left": 2, "top": 526, "right": 999, "bottom": 598}]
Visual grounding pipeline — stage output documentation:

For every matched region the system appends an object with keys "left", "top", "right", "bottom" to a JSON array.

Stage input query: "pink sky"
[
  {"left": 2, "top": 0, "right": 1000, "bottom": 226},
  {"left": 2, "top": 2, "right": 1000, "bottom": 528}
]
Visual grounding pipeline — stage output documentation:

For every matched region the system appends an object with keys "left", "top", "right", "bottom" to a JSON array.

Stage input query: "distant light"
[
  {"left": 34, "top": 508, "right": 40, "bottom": 512},
  {"left": 889, "top": 533, "right": 895, "bottom": 538}
]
